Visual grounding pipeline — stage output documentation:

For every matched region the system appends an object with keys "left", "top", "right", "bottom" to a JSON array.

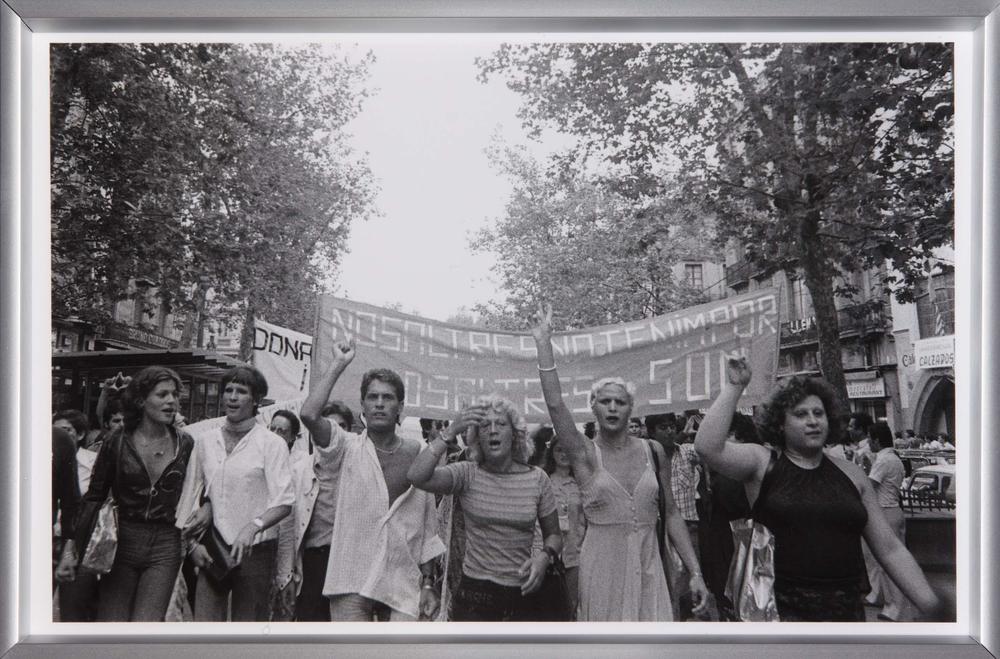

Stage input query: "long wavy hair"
[
  {"left": 465, "top": 394, "right": 532, "bottom": 465},
  {"left": 755, "top": 375, "right": 844, "bottom": 449},
  {"left": 121, "top": 366, "right": 183, "bottom": 433}
]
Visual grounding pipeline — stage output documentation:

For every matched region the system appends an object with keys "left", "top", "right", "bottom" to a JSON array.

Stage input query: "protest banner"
[
  {"left": 311, "top": 289, "right": 780, "bottom": 423},
  {"left": 252, "top": 318, "right": 312, "bottom": 402}
]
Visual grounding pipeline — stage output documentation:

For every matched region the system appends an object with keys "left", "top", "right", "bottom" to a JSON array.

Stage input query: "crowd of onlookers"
[{"left": 50, "top": 315, "right": 951, "bottom": 624}]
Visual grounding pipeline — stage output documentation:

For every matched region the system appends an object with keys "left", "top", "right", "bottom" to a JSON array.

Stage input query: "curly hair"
[
  {"left": 121, "top": 366, "right": 183, "bottom": 432},
  {"left": 755, "top": 376, "right": 844, "bottom": 449},
  {"left": 465, "top": 394, "right": 532, "bottom": 465}
]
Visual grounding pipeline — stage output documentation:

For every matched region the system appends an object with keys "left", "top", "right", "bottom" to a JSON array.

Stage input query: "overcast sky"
[{"left": 335, "top": 38, "right": 567, "bottom": 322}]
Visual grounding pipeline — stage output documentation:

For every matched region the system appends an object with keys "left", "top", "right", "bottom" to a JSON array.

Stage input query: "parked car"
[{"left": 902, "top": 463, "right": 956, "bottom": 505}]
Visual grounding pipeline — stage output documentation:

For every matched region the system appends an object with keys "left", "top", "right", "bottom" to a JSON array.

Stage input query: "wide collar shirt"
[
  {"left": 196, "top": 423, "right": 295, "bottom": 545},
  {"left": 320, "top": 421, "right": 445, "bottom": 617}
]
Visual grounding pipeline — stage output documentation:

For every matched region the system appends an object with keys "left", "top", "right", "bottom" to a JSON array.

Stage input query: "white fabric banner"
[{"left": 252, "top": 317, "right": 312, "bottom": 402}]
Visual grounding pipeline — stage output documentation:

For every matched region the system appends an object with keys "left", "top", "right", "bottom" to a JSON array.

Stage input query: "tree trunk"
[
  {"left": 798, "top": 210, "right": 849, "bottom": 412},
  {"left": 238, "top": 301, "right": 256, "bottom": 363}
]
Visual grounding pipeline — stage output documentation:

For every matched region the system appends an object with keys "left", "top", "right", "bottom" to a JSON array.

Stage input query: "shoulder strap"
[{"left": 647, "top": 440, "right": 668, "bottom": 564}]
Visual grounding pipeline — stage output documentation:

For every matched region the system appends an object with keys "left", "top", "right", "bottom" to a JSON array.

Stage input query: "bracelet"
[
  {"left": 421, "top": 584, "right": 436, "bottom": 591},
  {"left": 537, "top": 364, "right": 557, "bottom": 372}
]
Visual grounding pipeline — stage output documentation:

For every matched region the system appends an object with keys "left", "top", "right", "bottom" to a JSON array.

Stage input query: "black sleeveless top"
[{"left": 753, "top": 453, "right": 868, "bottom": 589}]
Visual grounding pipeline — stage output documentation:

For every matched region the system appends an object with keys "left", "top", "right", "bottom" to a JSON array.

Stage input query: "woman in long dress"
[{"left": 531, "top": 304, "right": 708, "bottom": 621}]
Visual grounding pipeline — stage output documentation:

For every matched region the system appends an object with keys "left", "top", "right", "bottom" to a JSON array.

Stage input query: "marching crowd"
[{"left": 51, "top": 305, "right": 948, "bottom": 624}]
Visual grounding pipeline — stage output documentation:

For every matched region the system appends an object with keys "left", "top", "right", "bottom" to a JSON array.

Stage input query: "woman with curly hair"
[
  {"left": 56, "top": 366, "right": 195, "bottom": 621},
  {"left": 695, "top": 357, "right": 942, "bottom": 622},
  {"left": 407, "top": 395, "right": 562, "bottom": 621}
]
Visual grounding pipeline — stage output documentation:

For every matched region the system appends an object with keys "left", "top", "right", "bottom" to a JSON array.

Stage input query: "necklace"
[
  {"left": 373, "top": 436, "right": 402, "bottom": 455},
  {"left": 135, "top": 430, "right": 169, "bottom": 457}
]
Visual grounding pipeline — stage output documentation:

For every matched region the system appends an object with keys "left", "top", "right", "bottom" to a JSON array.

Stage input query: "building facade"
[{"left": 724, "top": 246, "right": 903, "bottom": 434}]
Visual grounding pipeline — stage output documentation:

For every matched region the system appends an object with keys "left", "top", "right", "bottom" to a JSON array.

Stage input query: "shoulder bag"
[{"left": 724, "top": 449, "right": 780, "bottom": 622}]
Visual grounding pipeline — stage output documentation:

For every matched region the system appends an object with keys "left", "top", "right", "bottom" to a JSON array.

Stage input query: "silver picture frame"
[{"left": 2, "top": 1, "right": 998, "bottom": 657}]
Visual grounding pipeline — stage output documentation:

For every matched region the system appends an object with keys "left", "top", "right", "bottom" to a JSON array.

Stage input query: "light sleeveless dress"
[{"left": 577, "top": 440, "right": 673, "bottom": 621}]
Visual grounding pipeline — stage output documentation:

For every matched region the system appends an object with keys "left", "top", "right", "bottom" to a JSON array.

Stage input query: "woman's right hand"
[
  {"left": 725, "top": 356, "right": 752, "bottom": 388},
  {"left": 445, "top": 403, "right": 487, "bottom": 445},
  {"left": 190, "top": 544, "right": 213, "bottom": 570},
  {"left": 531, "top": 303, "right": 554, "bottom": 342},
  {"left": 181, "top": 502, "right": 212, "bottom": 542}
]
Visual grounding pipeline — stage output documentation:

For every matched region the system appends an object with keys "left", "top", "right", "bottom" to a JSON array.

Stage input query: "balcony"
[
  {"left": 779, "top": 303, "right": 886, "bottom": 346},
  {"left": 725, "top": 261, "right": 751, "bottom": 288}
]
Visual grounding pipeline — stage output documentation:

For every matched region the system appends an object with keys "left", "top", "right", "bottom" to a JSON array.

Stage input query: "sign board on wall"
[
  {"left": 913, "top": 335, "right": 955, "bottom": 370},
  {"left": 846, "top": 378, "right": 886, "bottom": 399}
]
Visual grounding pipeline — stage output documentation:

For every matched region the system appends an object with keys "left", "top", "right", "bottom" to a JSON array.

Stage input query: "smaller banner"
[
  {"left": 252, "top": 318, "right": 313, "bottom": 402},
  {"left": 311, "top": 289, "right": 780, "bottom": 423}
]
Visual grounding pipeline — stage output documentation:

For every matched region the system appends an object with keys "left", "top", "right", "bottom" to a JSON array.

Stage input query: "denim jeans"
[
  {"left": 97, "top": 519, "right": 183, "bottom": 622},
  {"left": 195, "top": 539, "right": 276, "bottom": 622},
  {"left": 450, "top": 575, "right": 535, "bottom": 622},
  {"left": 328, "top": 593, "right": 416, "bottom": 622},
  {"left": 294, "top": 545, "right": 331, "bottom": 621}
]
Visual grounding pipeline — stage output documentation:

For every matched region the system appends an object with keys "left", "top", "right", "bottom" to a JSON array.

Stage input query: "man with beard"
[{"left": 300, "top": 338, "right": 444, "bottom": 621}]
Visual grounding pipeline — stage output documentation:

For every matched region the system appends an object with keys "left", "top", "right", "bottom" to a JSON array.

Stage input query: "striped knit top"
[{"left": 442, "top": 461, "right": 557, "bottom": 587}]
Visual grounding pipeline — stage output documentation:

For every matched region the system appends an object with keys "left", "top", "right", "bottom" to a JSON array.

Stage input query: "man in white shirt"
[
  {"left": 300, "top": 338, "right": 445, "bottom": 621},
  {"left": 848, "top": 412, "right": 874, "bottom": 474},
  {"left": 864, "top": 421, "right": 911, "bottom": 621}
]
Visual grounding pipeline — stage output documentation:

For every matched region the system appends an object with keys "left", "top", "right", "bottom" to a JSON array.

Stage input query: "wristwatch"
[
  {"left": 542, "top": 545, "right": 559, "bottom": 563},
  {"left": 252, "top": 517, "right": 265, "bottom": 530}
]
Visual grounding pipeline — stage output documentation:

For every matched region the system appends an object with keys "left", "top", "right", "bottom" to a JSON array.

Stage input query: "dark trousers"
[
  {"left": 58, "top": 572, "right": 99, "bottom": 622},
  {"left": 450, "top": 575, "right": 536, "bottom": 622},
  {"left": 195, "top": 539, "right": 276, "bottom": 622},
  {"left": 97, "top": 520, "right": 183, "bottom": 622},
  {"left": 294, "top": 545, "right": 331, "bottom": 621}
]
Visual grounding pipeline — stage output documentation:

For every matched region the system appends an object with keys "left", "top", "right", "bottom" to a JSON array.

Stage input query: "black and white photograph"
[{"left": 41, "top": 32, "right": 965, "bottom": 630}]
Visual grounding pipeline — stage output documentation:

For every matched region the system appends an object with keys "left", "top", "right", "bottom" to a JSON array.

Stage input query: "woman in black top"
[
  {"left": 694, "top": 358, "right": 941, "bottom": 622},
  {"left": 56, "top": 366, "right": 195, "bottom": 621}
]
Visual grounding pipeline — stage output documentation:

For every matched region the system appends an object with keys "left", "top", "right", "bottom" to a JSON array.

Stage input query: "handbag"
[
  {"left": 528, "top": 554, "right": 572, "bottom": 621},
  {"left": 79, "top": 435, "right": 124, "bottom": 575},
  {"left": 202, "top": 525, "right": 239, "bottom": 583},
  {"left": 724, "top": 449, "right": 780, "bottom": 622},
  {"left": 79, "top": 493, "right": 118, "bottom": 574}
]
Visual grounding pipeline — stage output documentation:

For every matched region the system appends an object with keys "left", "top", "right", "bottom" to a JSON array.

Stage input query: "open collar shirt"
[
  {"left": 181, "top": 423, "right": 294, "bottom": 546},
  {"left": 320, "top": 421, "right": 445, "bottom": 618}
]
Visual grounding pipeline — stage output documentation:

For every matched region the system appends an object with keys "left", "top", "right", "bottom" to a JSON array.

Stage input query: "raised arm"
[
  {"left": 694, "top": 357, "right": 769, "bottom": 484},
  {"left": 408, "top": 404, "right": 486, "bottom": 494},
  {"left": 531, "top": 304, "right": 589, "bottom": 470},
  {"left": 300, "top": 337, "right": 355, "bottom": 448}
]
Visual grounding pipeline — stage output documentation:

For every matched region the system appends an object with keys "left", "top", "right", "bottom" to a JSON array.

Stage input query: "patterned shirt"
[
  {"left": 442, "top": 461, "right": 556, "bottom": 587},
  {"left": 668, "top": 442, "right": 700, "bottom": 522}
]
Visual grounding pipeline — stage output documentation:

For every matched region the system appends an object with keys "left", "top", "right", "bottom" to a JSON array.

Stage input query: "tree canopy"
[
  {"left": 471, "top": 142, "right": 715, "bottom": 331},
  {"left": 479, "top": 42, "right": 954, "bottom": 398},
  {"left": 51, "top": 43, "right": 377, "bottom": 349}
]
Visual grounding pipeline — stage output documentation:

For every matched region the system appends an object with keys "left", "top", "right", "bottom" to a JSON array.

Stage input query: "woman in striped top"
[{"left": 408, "top": 395, "right": 563, "bottom": 621}]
